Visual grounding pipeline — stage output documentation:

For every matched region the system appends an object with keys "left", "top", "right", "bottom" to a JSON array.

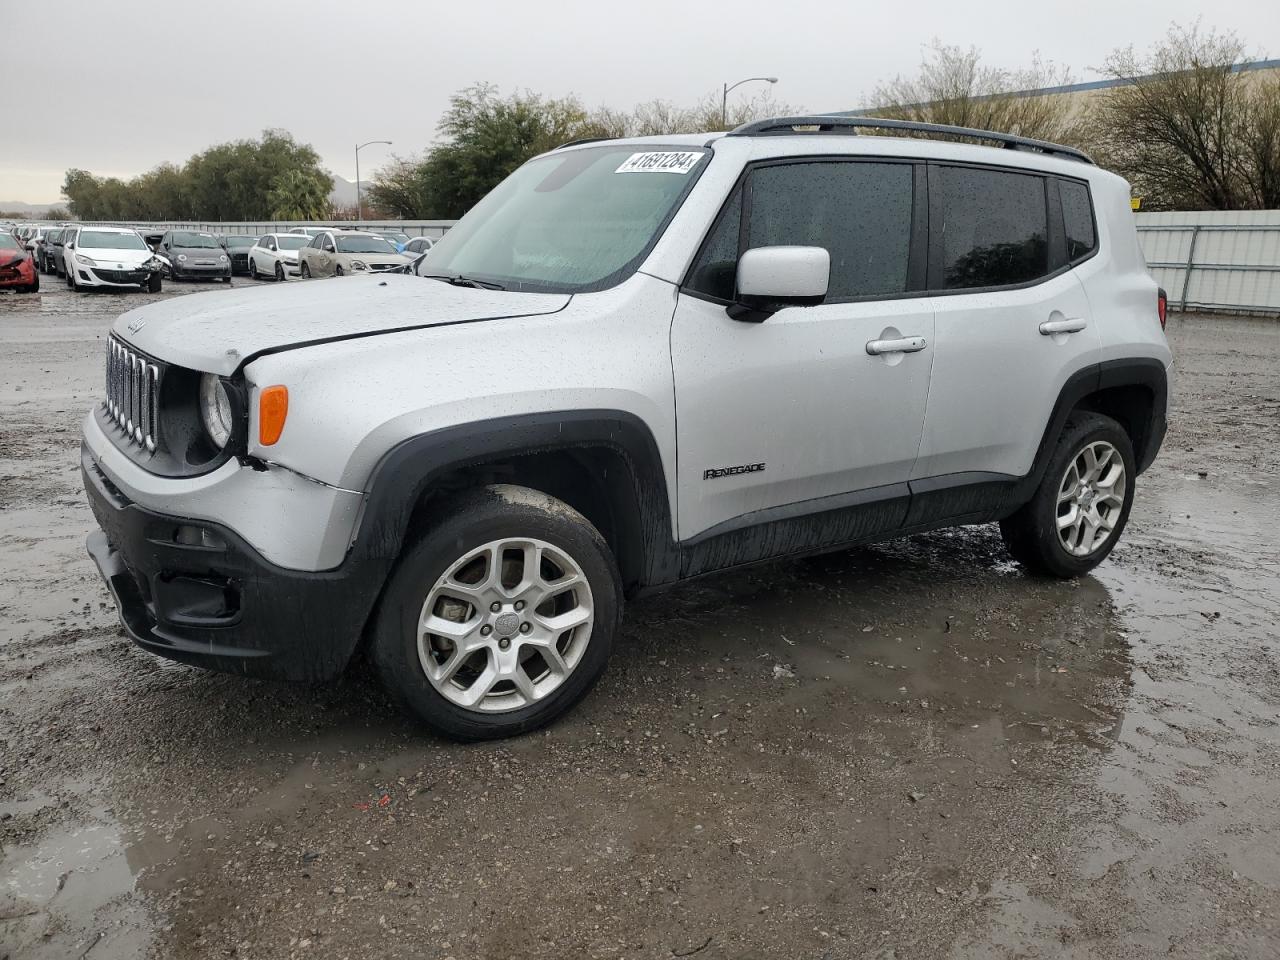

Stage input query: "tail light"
[{"left": 1157, "top": 287, "right": 1168, "bottom": 330}]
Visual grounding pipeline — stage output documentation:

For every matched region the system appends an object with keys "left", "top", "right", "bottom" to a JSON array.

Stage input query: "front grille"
[
  {"left": 93, "top": 268, "right": 147, "bottom": 284},
  {"left": 105, "top": 336, "right": 162, "bottom": 453},
  {"left": 369, "top": 263, "right": 398, "bottom": 272}
]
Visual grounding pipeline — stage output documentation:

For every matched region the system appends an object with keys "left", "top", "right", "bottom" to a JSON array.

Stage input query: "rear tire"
[
  {"left": 370, "top": 485, "right": 621, "bottom": 741},
  {"left": 1000, "top": 412, "right": 1135, "bottom": 578}
]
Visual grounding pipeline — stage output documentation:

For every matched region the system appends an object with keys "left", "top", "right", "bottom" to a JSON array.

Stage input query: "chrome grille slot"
[{"left": 104, "top": 336, "right": 162, "bottom": 453}]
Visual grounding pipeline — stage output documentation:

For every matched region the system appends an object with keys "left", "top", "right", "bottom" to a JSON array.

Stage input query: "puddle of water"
[{"left": 1, "top": 796, "right": 153, "bottom": 959}]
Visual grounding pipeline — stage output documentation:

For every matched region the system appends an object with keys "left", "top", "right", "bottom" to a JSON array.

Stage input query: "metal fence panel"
[{"left": 1136, "top": 210, "right": 1280, "bottom": 315}]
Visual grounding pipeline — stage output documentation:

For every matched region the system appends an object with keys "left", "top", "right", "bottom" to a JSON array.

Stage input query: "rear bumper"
[{"left": 83, "top": 448, "right": 381, "bottom": 682}]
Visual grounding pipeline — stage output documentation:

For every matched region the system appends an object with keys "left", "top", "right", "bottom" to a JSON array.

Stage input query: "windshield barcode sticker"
[{"left": 615, "top": 152, "right": 702, "bottom": 175}]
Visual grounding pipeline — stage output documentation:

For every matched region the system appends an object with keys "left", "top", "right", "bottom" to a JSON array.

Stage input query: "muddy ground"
[{"left": 1, "top": 278, "right": 1278, "bottom": 960}]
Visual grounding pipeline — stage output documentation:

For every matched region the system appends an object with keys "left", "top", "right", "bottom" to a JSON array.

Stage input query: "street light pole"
[
  {"left": 354, "top": 139, "right": 392, "bottom": 222},
  {"left": 721, "top": 76, "right": 778, "bottom": 128}
]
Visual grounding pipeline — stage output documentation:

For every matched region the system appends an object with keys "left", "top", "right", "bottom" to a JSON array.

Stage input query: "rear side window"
[
  {"left": 687, "top": 161, "right": 914, "bottom": 302},
  {"left": 935, "top": 166, "right": 1048, "bottom": 289},
  {"left": 1059, "top": 179, "right": 1096, "bottom": 262}
]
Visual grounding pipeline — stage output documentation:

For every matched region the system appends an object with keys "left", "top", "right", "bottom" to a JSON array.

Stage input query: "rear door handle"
[
  {"left": 1039, "top": 318, "right": 1087, "bottom": 335},
  {"left": 866, "top": 336, "right": 928, "bottom": 356}
]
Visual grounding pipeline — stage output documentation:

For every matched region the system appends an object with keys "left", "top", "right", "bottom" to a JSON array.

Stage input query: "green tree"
[
  {"left": 365, "top": 155, "right": 435, "bottom": 219},
  {"left": 267, "top": 169, "right": 332, "bottom": 221}
]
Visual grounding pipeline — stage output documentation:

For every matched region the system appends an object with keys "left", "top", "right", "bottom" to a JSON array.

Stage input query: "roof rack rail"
[
  {"left": 726, "top": 115, "right": 1093, "bottom": 164},
  {"left": 556, "top": 136, "right": 616, "bottom": 150}
]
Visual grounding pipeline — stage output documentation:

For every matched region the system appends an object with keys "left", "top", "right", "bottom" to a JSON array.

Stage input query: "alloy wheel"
[
  {"left": 417, "top": 537, "right": 594, "bottom": 713},
  {"left": 1056, "top": 440, "right": 1126, "bottom": 557}
]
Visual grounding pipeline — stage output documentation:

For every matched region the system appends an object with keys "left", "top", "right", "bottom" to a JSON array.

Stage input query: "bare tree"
[
  {"left": 1092, "top": 24, "right": 1277, "bottom": 210},
  {"left": 585, "top": 91, "right": 799, "bottom": 138},
  {"left": 868, "top": 41, "right": 1081, "bottom": 143}
]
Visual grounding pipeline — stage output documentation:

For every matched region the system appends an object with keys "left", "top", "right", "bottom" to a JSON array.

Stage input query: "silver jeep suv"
[{"left": 82, "top": 116, "right": 1172, "bottom": 740}]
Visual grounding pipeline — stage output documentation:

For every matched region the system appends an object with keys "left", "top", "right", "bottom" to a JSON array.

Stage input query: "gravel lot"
[{"left": 1, "top": 279, "right": 1278, "bottom": 960}]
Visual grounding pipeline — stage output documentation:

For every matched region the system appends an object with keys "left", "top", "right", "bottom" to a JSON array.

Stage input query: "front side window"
[
  {"left": 687, "top": 161, "right": 914, "bottom": 302},
  {"left": 1059, "top": 179, "right": 1096, "bottom": 262},
  {"left": 424, "top": 144, "right": 709, "bottom": 293},
  {"left": 936, "top": 166, "right": 1048, "bottom": 289}
]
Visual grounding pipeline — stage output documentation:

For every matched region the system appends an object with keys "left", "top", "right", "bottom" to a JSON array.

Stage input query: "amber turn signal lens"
[{"left": 258, "top": 385, "right": 289, "bottom": 446}]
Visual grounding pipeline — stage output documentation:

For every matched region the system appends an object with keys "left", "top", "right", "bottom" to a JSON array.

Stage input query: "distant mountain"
[{"left": 0, "top": 200, "right": 64, "bottom": 216}]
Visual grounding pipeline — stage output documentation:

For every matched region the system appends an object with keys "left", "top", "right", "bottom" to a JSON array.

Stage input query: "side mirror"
[{"left": 729, "top": 246, "right": 830, "bottom": 322}]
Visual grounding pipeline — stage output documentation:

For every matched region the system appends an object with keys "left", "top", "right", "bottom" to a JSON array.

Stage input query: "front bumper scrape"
[{"left": 83, "top": 447, "right": 388, "bottom": 682}]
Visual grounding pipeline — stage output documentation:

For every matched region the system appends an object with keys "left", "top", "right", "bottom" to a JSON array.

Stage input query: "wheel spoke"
[
  {"left": 535, "top": 605, "right": 592, "bottom": 635},
  {"left": 1056, "top": 504, "right": 1080, "bottom": 531},
  {"left": 421, "top": 612, "right": 476, "bottom": 640},
  {"left": 507, "top": 665, "right": 538, "bottom": 702},
  {"left": 454, "top": 662, "right": 500, "bottom": 708}
]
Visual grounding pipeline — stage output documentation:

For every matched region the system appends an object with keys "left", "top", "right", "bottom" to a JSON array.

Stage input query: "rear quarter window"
[{"left": 1059, "top": 179, "right": 1097, "bottom": 262}]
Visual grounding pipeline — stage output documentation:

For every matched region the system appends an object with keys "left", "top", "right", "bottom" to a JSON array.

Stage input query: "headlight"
[
  {"left": 350, "top": 260, "right": 368, "bottom": 270},
  {"left": 199, "top": 373, "right": 234, "bottom": 449},
  {"left": 76, "top": 254, "right": 97, "bottom": 266},
  {"left": 219, "top": 254, "right": 229, "bottom": 263},
  {"left": 177, "top": 254, "right": 188, "bottom": 262}
]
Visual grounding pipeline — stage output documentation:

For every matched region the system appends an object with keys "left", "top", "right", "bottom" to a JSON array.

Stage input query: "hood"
[
  {"left": 113, "top": 273, "right": 571, "bottom": 375},
  {"left": 79, "top": 246, "right": 153, "bottom": 267},
  {"left": 0, "top": 250, "right": 29, "bottom": 267},
  {"left": 168, "top": 244, "right": 227, "bottom": 258}
]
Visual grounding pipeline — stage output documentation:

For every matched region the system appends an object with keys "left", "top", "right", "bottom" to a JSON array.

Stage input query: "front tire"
[
  {"left": 1000, "top": 412, "right": 1135, "bottom": 578},
  {"left": 274, "top": 262, "right": 285, "bottom": 282},
  {"left": 147, "top": 272, "right": 162, "bottom": 293},
  {"left": 370, "top": 485, "right": 621, "bottom": 741},
  {"left": 335, "top": 264, "right": 344, "bottom": 277},
  {"left": 300, "top": 262, "right": 311, "bottom": 279}
]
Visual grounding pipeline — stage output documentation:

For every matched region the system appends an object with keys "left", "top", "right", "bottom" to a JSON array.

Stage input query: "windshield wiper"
[{"left": 421, "top": 273, "right": 506, "bottom": 291}]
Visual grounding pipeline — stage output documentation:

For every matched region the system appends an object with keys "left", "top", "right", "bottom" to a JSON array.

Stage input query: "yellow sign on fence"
[{"left": 1130, "top": 197, "right": 1143, "bottom": 211}]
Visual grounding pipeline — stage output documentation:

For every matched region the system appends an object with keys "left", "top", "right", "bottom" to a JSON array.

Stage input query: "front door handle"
[
  {"left": 866, "top": 336, "right": 928, "bottom": 356},
  {"left": 1039, "top": 318, "right": 1087, "bottom": 335}
]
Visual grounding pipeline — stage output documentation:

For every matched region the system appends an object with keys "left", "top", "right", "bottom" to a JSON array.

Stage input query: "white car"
[
  {"left": 65, "top": 226, "right": 163, "bottom": 292},
  {"left": 402, "top": 236, "right": 435, "bottom": 257},
  {"left": 83, "top": 117, "right": 1172, "bottom": 740},
  {"left": 248, "top": 233, "right": 309, "bottom": 281}
]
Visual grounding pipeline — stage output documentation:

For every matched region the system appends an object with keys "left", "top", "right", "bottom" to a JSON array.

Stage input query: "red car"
[{"left": 0, "top": 232, "right": 39, "bottom": 292}]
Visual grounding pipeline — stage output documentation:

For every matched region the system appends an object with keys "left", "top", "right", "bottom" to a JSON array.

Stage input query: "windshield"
[
  {"left": 376, "top": 231, "right": 410, "bottom": 244},
  {"left": 336, "top": 235, "right": 397, "bottom": 254},
  {"left": 392, "top": 145, "right": 707, "bottom": 293},
  {"left": 276, "top": 235, "right": 308, "bottom": 250},
  {"left": 225, "top": 236, "right": 257, "bottom": 248},
  {"left": 172, "top": 231, "right": 221, "bottom": 248},
  {"left": 78, "top": 231, "right": 147, "bottom": 251},
  {"left": 0, "top": 234, "right": 20, "bottom": 250}
]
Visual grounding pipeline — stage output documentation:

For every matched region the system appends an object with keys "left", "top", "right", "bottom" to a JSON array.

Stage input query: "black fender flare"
[
  {"left": 1013, "top": 358, "right": 1168, "bottom": 504},
  {"left": 348, "top": 410, "right": 680, "bottom": 589}
]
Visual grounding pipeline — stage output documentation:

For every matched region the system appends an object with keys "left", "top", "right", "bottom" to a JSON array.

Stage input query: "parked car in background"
[
  {"left": 296, "top": 230, "right": 410, "bottom": 278},
  {"left": 370, "top": 230, "right": 411, "bottom": 252},
  {"left": 64, "top": 226, "right": 163, "bottom": 292},
  {"left": 286, "top": 226, "right": 334, "bottom": 238},
  {"left": 248, "top": 233, "right": 308, "bottom": 281},
  {"left": 221, "top": 235, "right": 259, "bottom": 276},
  {"left": 56, "top": 226, "right": 78, "bottom": 278},
  {"left": 43, "top": 229, "right": 68, "bottom": 275},
  {"left": 0, "top": 231, "right": 39, "bottom": 292},
  {"left": 32, "top": 226, "right": 59, "bottom": 272},
  {"left": 402, "top": 236, "right": 434, "bottom": 257},
  {"left": 159, "top": 230, "right": 232, "bottom": 283}
]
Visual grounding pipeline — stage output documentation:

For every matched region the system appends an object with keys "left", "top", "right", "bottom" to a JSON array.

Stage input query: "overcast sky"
[{"left": 4, "top": 0, "right": 1277, "bottom": 203}]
